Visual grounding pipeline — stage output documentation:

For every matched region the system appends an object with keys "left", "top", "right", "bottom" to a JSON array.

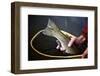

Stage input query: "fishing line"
[{"left": 30, "top": 29, "right": 82, "bottom": 58}]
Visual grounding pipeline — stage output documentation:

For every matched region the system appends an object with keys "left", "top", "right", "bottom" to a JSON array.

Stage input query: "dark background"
[{"left": 28, "top": 15, "right": 88, "bottom": 61}]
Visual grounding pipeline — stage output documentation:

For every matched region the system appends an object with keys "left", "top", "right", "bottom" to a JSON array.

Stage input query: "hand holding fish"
[
  {"left": 56, "top": 35, "right": 88, "bottom": 58},
  {"left": 56, "top": 37, "right": 76, "bottom": 51}
]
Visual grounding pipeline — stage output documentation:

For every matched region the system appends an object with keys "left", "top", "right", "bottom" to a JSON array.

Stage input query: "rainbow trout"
[{"left": 42, "top": 19, "right": 81, "bottom": 54}]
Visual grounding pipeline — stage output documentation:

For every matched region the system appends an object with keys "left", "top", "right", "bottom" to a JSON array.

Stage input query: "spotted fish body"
[{"left": 42, "top": 19, "right": 80, "bottom": 54}]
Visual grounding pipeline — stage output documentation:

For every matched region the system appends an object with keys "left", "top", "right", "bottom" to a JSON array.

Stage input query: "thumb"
[{"left": 68, "top": 38, "right": 76, "bottom": 47}]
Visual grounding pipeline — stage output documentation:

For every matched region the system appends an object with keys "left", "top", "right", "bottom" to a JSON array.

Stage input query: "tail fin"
[
  {"left": 42, "top": 19, "right": 61, "bottom": 36},
  {"left": 47, "top": 19, "right": 60, "bottom": 31}
]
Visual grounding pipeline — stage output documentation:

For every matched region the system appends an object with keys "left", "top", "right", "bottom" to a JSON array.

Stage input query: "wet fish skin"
[{"left": 42, "top": 19, "right": 80, "bottom": 54}]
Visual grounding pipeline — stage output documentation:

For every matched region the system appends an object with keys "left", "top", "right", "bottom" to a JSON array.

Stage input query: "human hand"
[
  {"left": 56, "top": 37, "right": 76, "bottom": 51},
  {"left": 68, "top": 37, "right": 76, "bottom": 47},
  {"left": 68, "top": 35, "right": 86, "bottom": 47},
  {"left": 56, "top": 40, "right": 66, "bottom": 51},
  {"left": 56, "top": 35, "right": 86, "bottom": 51}
]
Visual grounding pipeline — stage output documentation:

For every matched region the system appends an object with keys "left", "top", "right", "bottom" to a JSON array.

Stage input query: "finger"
[
  {"left": 81, "top": 38, "right": 86, "bottom": 43},
  {"left": 56, "top": 40, "right": 61, "bottom": 49},
  {"left": 76, "top": 35, "right": 85, "bottom": 44},
  {"left": 60, "top": 47, "right": 65, "bottom": 51},
  {"left": 68, "top": 38, "right": 76, "bottom": 47},
  {"left": 56, "top": 45, "right": 60, "bottom": 49}
]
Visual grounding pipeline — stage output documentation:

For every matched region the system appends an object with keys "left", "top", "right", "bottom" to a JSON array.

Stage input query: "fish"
[{"left": 42, "top": 19, "right": 81, "bottom": 54}]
